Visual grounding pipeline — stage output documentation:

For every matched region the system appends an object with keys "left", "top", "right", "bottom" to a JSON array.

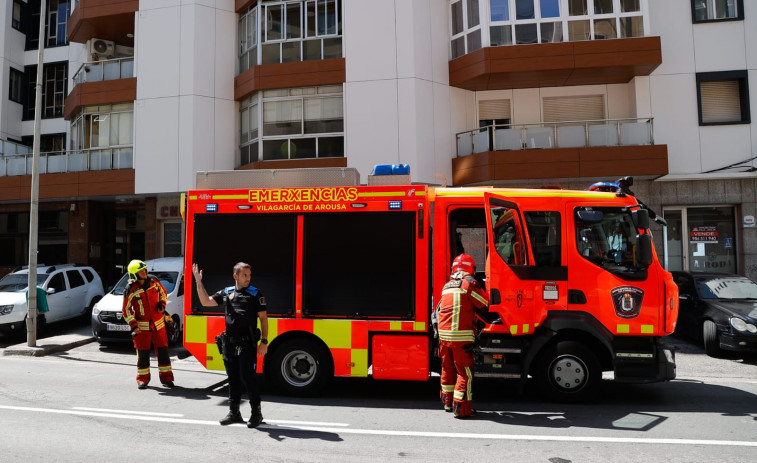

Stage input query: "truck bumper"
[{"left": 613, "top": 342, "right": 676, "bottom": 383}]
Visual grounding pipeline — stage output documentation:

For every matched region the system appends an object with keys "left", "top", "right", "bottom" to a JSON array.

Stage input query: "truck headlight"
[{"left": 0, "top": 305, "right": 13, "bottom": 315}]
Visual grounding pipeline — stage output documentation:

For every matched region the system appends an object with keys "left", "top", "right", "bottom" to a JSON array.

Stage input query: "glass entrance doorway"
[{"left": 663, "top": 206, "right": 736, "bottom": 274}]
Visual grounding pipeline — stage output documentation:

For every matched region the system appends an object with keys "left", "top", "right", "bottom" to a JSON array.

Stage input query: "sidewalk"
[{"left": 2, "top": 324, "right": 95, "bottom": 357}]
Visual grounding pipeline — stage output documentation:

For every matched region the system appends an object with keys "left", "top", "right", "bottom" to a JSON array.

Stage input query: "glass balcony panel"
[
  {"left": 526, "top": 127, "right": 554, "bottom": 148},
  {"left": 282, "top": 41, "right": 301, "bottom": 62},
  {"left": 86, "top": 63, "right": 103, "bottom": 82},
  {"left": 121, "top": 58, "right": 134, "bottom": 78},
  {"left": 90, "top": 150, "right": 111, "bottom": 170},
  {"left": 515, "top": 23, "right": 538, "bottom": 44},
  {"left": 467, "top": 30, "right": 482, "bottom": 52},
  {"left": 593, "top": 18, "right": 617, "bottom": 39},
  {"left": 494, "top": 128, "right": 523, "bottom": 150},
  {"left": 620, "top": 16, "right": 643, "bottom": 38},
  {"left": 620, "top": 122, "right": 651, "bottom": 145},
  {"left": 540, "top": 22, "right": 563, "bottom": 43},
  {"left": 557, "top": 125, "right": 586, "bottom": 147},
  {"left": 47, "top": 153, "right": 67, "bottom": 173},
  {"left": 472, "top": 130, "right": 490, "bottom": 153},
  {"left": 68, "top": 151, "right": 87, "bottom": 172},
  {"left": 568, "top": 20, "right": 591, "bottom": 40},
  {"left": 490, "top": 25, "right": 513, "bottom": 46},
  {"left": 457, "top": 133, "right": 474, "bottom": 157},
  {"left": 588, "top": 124, "right": 618, "bottom": 146},
  {"left": 104, "top": 61, "right": 120, "bottom": 80},
  {"left": 8, "top": 157, "right": 25, "bottom": 175},
  {"left": 290, "top": 137, "right": 316, "bottom": 159},
  {"left": 114, "top": 149, "right": 133, "bottom": 169},
  {"left": 323, "top": 37, "right": 342, "bottom": 59},
  {"left": 452, "top": 37, "right": 465, "bottom": 59},
  {"left": 318, "top": 136, "right": 344, "bottom": 157},
  {"left": 262, "top": 43, "right": 281, "bottom": 64},
  {"left": 304, "top": 39, "right": 321, "bottom": 60}
]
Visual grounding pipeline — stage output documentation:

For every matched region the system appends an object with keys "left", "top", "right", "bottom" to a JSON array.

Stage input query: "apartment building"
[{"left": 0, "top": 0, "right": 755, "bottom": 284}]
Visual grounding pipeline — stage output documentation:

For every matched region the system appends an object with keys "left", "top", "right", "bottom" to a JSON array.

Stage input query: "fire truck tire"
[
  {"left": 702, "top": 320, "right": 721, "bottom": 357},
  {"left": 269, "top": 338, "right": 332, "bottom": 396},
  {"left": 533, "top": 341, "right": 600, "bottom": 403}
]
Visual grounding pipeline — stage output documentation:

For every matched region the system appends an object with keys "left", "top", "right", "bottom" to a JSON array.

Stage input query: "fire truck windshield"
[{"left": 575, "top": 207, "right": 642, "bottom": 272}]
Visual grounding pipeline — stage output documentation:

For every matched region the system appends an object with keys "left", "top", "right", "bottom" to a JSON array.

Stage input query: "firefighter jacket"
[
  {"left": 437, "top": 273, "right": 489, "bottom": 343},
  {"left": 122, "top": 277, "right": 168, "bottom": 333}
]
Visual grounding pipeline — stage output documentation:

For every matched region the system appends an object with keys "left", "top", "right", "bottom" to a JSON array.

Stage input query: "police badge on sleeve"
[{"left": 611, "top": 286, "right": 644, "bottom": 319}]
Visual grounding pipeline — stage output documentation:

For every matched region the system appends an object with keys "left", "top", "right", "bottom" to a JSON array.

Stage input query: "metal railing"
[
  {"left": 0, "top": 147, "right": 134, "bottom": 177},
  {"left": 455, "top": 117, "right": 655, "bottom": 157},
  {"left": 72, "top": 57, "right": 134, "bottom": 87}
]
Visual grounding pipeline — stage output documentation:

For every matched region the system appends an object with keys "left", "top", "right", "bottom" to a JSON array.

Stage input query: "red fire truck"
[{"left": 182, "top": 168, "right": 677, "bottom": 402}]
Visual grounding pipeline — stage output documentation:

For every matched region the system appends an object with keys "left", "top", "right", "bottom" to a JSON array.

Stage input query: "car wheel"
[
  {"left": 533, "top": 340, "right": 601, "bottom": 403},
  {"left": 702, "top": 320, "right": 721, "bottom": 357},
  {"left": 167, "top": 315, "right": 181, "bottom": 346},
  {"left": 268, "top": 338, "right": 332, "bottom": 396}
]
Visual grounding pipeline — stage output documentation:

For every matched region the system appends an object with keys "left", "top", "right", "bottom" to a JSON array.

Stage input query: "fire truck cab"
[{"left": 182, "top": 168, "right": 677, "bottom": 402}]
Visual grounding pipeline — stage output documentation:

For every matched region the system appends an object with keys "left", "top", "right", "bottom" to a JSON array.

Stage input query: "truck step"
[
  {"left": 478, "top": 347, "right": 521, "bottom": 354},
  {"left": 475, "top": 372, "right": 522, "bottom": 379}
]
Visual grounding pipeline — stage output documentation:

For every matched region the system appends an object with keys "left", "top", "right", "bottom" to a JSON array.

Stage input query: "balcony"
[
  {"left": 0, "top": 147, "right": 135, "bottom": 199},
  {"left": 449, "top": 36, "right": 661, "bottom": 91},
  {"left": 68, "top": 0, "right": 137, "bottom": 45},
  {"left": 452, "top": 118, "right": 668, "bottom": 185},
  {"left": 65, "top": 58, "right": 136, "bottom": 120}
]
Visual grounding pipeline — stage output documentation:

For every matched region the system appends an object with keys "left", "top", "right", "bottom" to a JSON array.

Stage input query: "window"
[
  {"left": 66, "top": 270, "right": 85, "bottom": 288},
  {"left": 9, "top": 68, "right": 23, "bottom": 104},
  {"left": 70, "top": 104, "right": 134, "bottom": 149},
  {"left": 23, "top": 62, "right": 67, "bottom": 120},
  {"left": 12, "top": 1, "right": 23, "bottom": 30},
  {"left": 524, "top": 211, "right": 561, "bottom": 267},
  {"left": 451, "top": 0, "right": 482, "bottom": 58},
  {"left": 691, "top": 0, "right": 743, "bottom": 23},
  {"left": 240, "top": 0, "right": 342, "bottom": 67},
  {"left": 664, "top": 206, "right": 736, "bottom": 273},
  {"left": 696, "top": 71, "right": 750, "bottom": 125},
  {"left": 47, "top": 273, "right": 66, "bottom": 293},
  {"left": 25, "top": 0, "right": 71, "bottom": 50},
  {"left": 163, "top": 222, "right": 183, "bottom": 257},
  {"left": 21, "top": 133, "right": 66, "bottom": 152},
  {"left": 82, "top": 269, "right": 95, "bottom": 283},
  {"left": 240, "top": 85, "right": 344, "bottom": 163}
]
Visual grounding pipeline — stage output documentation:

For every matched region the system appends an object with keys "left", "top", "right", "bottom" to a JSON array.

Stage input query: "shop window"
[
  {"left": 663, "top": 207, "right": 736, "bottom": 274},
  {"left": 691, "top": 0, "right": 743, "bottom": 23},
  {"left": 163, "top": 222, "right": 183, "bottom": 258},
  {"left": 697, "top": 71, "right": 750, "bottom": 125}
]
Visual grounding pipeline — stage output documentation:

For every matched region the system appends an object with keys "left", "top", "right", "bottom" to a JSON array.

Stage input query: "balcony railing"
[
  {"left": 72, "top": 57, "right": 134, "bottom": 87},
  {"left": 456, "top": 118, "right": 655, "bottom": 157},
  {"left": 0, "top": 147, "right": 133, "bottom": 177}
]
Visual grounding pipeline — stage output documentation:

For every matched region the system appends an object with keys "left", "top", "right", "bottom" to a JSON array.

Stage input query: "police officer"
[
  {"left": 436, "top": 254, "right": 488, "bottom": 419},
  {"left": 192, "top": 262, "right": 269, "bottom": 428},
  {"left": 122, "top": 259, "right": 174, "bottom": 389}
]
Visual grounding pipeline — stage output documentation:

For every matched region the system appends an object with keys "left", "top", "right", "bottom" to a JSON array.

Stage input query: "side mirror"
[
  {"left": 632, "top": 209, "right": 650, "bottom": 229},
  {"left": 635, "top": 234, "right": 653, "bottom": 268},
  {"left": 46, "top": 288, "right": 56, "bottom": 295}
]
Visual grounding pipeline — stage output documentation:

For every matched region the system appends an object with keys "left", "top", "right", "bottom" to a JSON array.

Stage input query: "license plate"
[{"left": 106, "top": 324, "right": 131, "bottom": 332}]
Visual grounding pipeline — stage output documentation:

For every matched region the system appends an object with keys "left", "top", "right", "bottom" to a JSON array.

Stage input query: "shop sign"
[
  {"left": 690, "top": 226, "right": 718, "bottom": 244},
  {"left": 744, "top": 216, "right": 755, "bottom": 228}
]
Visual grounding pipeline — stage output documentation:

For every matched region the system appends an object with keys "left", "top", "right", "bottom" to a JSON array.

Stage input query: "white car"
[
  {"left": 0, "top": 264, "right": 105, "bottom": 337},
  {"left": 91, "top": 257, "right": 184, "bottom": 345}
]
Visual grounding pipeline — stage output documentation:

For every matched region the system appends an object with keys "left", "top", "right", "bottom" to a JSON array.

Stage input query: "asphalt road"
[{"left": 1, "top": 319, "right": 756, "bottom": 463}]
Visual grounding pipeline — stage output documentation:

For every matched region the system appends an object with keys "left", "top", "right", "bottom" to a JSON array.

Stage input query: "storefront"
[{"left": 663, "top": 206, "right": 737, "bottom": 274}]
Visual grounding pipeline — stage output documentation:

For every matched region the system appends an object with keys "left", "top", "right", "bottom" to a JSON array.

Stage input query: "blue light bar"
[
  {"left": 388, "top": 201, "right": 402, "bottom": 210},
  {"left": 206, "top": 203, "right": 218, "bottom": 212}
]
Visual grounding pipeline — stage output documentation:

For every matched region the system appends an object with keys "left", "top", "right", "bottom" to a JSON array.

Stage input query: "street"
[{"left": 1, "top": 321, "right": 756, "bottom": 463}]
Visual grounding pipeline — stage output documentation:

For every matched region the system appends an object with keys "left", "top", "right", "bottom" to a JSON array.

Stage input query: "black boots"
[
  {"left": 219, "top": 402, "right": 244, "bottom": 426},
  {"left": 247, "top": 404, "right": 264, "bottom": 428}
]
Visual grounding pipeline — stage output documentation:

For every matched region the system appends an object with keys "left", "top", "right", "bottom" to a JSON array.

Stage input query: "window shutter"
[
  {"left": 479, "top": 99, "right": 511, "bottom": 120},
  {"left": 700, "top": 80, "right": 741, "bottom": 123},
  {"left": 543, "top": 95, "right": 605, "bottom": 122}
]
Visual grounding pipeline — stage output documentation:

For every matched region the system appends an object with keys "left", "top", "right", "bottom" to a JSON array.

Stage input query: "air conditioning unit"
[{"left": 87, "top": 38, "right": 116, "bottom": 60}]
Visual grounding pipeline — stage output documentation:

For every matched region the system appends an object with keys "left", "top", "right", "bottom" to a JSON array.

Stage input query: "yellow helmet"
[{"left": 127, "top": 259, "right": 148, "bottom": 276}]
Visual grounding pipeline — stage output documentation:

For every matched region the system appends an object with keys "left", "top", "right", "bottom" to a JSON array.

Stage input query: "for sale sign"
[{"left": 690, "top": 226, "right": 718, "bottom": 243}]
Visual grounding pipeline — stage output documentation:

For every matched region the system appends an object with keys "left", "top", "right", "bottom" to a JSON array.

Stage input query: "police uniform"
[{"left": 211, "top": 285, "right": 267, "bottom": 417}]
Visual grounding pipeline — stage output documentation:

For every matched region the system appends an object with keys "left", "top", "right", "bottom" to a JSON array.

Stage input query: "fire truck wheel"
[
  {"left": 702, "top": 320, "right": 721, "bottom": 357},
  {"left": 533, "top": 341, "right": 600, "bottom": 403},
  {"left": 269, "top": 338, "right": 333, "bottom": 396}
]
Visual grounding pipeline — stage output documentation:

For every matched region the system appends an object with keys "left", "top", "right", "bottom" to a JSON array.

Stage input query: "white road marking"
[
  {"left": 72, "top": 407, "right": 184, "bottom": 417},
  {"left": 2, "top": 404, "right": 756, "bottom": 447}
]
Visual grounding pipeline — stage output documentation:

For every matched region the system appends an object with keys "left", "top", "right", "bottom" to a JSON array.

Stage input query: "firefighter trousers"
[
  {"left": 133, "top": 324, "right": 174, "bottom": 385},
  {"left": 223, "top": 341, "right": 260, "bottom": 407},
  {"left": 439, "top": 340, "right": 474, "bottom": 417}
]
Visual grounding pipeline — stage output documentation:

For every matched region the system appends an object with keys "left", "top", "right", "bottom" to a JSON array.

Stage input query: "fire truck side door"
[{"left": 484, "top": 193, "right": 545, "bottom": 335}]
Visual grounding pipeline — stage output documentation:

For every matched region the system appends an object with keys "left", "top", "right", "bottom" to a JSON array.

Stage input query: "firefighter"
[
  {"left": 436, "top": 254, "right": 489, "bottom": 418},
  {"left": 122, "top": 259, "right": 174, "bottom": 389},
  {"left": 192, "top": 262, "right": 269, "bottom": 429}
]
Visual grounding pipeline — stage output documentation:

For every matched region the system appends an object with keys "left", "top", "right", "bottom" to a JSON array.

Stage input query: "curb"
[{"left": 2, "top": 336, "right": 96, "bottom": 357}]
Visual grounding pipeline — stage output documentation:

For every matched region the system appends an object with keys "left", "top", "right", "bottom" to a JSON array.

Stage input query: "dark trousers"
[{"left": 224, "top": 342, "right": 260, "bottom": 407}]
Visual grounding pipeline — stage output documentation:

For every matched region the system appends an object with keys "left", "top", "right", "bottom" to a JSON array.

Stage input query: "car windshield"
[
  {"left": 0, "top": 273, "right": 47, "bottom": 291},
  {"left": 695, "top": 277, "right": 757, "bottom": 299},
  {"left": 574, "top": 207, "right": 639, "bottom": 270},
  {"left": 110, "top": 271, "right": 179, "bottom": 295}
]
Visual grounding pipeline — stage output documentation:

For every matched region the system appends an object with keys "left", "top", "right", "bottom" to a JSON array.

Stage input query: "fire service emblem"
[{"left": 611, "top": 286, "right": 644, "bottom": 319}]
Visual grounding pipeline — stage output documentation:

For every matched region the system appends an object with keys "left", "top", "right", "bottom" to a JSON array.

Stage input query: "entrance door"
[{"left": 663, "top": 206, "right": 736, "bottom": 274}]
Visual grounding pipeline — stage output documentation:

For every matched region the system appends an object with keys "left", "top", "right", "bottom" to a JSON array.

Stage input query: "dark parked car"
[{"left": 671, "top": 271, "right": 757, "bottom": 357}]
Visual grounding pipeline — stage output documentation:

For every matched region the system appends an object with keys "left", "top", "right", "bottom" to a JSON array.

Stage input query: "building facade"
[{"left": 0, "top": 0, "right": 755, "bottom": 285}]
